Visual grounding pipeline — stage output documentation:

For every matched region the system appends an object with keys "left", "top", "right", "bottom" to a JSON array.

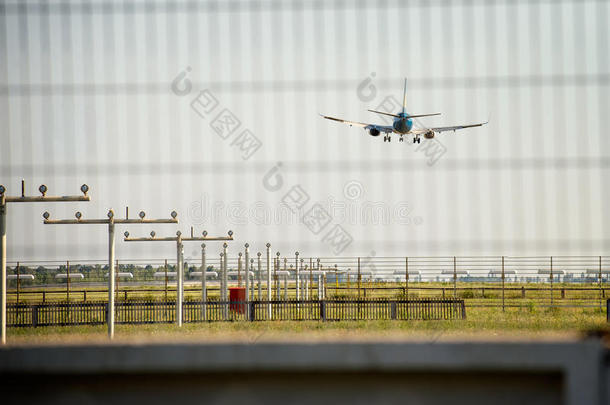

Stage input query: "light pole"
[
  {"left": 244, "top": 244, "right": 250, "bottom": 302},
  {"left": 266, "top": 243, "right": 271, "bottom": 319},
  {"left": 295, "top": 251, "right": 300, "bottom": 300},
  {"left": 201, "top": 244, "right": 206, "bottom": 319},
  {"left": 0, "top": 180, "right": 90, "bottom": 345},
  {"left": 124, "top": 228, "right": 233, "bottom": 326},
  {"left": 257, "top": 252, "right": 262, "bottom": 300},
  {"left": 44, "top": 208, "right": 178, "bottom": 339}
]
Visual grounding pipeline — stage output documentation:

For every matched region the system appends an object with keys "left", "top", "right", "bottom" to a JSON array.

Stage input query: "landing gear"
[
  {"left": 399, "top": 135, "right": 404, "bottom": 142},
  {"left": 412, "top": 137, "right": 421, "bottom": 144},
  {"left": 383, "top": 135, "right": 392, "bottom": 142}
]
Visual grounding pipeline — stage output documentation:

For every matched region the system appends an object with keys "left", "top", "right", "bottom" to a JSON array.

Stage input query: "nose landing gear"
[{"left": 399, "top": 135, "right": 404, "bottom": 142}]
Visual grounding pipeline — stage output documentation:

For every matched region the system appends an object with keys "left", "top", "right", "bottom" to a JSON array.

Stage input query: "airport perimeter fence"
[
  {"left": 5, "top": 256, "right": 609, "bottom": 310},
  {"left": 6, "top": 298, "right": 466, "bottom": 327}
]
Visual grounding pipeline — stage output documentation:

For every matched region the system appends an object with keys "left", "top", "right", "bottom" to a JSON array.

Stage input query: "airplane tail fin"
[{"left": 402, "top": 78, "right": 407, "bottom": 113}]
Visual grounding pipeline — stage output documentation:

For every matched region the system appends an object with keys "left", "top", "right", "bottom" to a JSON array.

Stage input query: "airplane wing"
[
  {"left": 320, "top": 114, "right": 394, "bottom": 133},
  {"left": 411, "top": 121, "right": 488, "bottom": 135}
]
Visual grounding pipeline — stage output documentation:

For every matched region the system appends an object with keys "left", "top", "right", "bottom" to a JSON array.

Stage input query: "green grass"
[
  {"left": 7, "top": 307, "right": 608, "bottom": 345},
  {"left": 8, "top": 280, "right": 608, "bottom": 304}
]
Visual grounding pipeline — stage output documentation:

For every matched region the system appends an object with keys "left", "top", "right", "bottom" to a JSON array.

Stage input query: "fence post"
[
  {"left": 521, "top": 286, "right": 525, "bottom": 299},
  {"left": 320, "top": 300, "right": 326, "bottom": 322},
  {"left": 84, "top": 291, "right": 87, "bottom": 302},
  {"left": 390, "top": 301, "right": 397, "bottom": 320},
  {"left": 32, "top": 305, "right": 38, "bottom": 328},
  {"left": 250, "top": 301, "right": 256, "bottom": 321}
]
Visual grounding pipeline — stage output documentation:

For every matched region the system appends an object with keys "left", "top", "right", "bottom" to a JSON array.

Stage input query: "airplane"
[{"left": 321, "top": 79, "right": 487, "bottom": 143}]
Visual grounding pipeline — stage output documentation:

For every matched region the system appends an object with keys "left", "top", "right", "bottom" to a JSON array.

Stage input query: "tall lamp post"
[
  {"left": 0, "top": 180, "right": 90, "bottom": 345},
  {"left": 123, "top": 228, "right": 233, "bottom": 326},
  {"left": 44, "top": 208, "right": 178, "bottom": 339}
]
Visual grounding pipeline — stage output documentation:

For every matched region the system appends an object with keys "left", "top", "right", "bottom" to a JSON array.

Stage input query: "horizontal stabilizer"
[
  {"left": 405, "top": 112, "right": 441, "bottom": 118},
  {"left": 367, "top": 109, "right": 400, "bottom": 118},
  {"left": 368, "top": 109, "right": 441, "bottom": 119}
]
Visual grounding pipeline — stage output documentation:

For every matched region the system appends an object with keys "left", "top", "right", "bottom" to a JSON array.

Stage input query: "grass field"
[
  {"left": 7, "top": 307, "right": 609, "bottom": 345},
  {"left": 7, "top": 281, "right": 609, "bottom": 306}
]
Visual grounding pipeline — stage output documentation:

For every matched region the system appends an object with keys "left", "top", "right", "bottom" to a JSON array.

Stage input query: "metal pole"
[
  {"left": 0, "top": 195, "right": 5, "bottom": 344},
  {"left": 405, "top": 257, "right": 409, "bottom": 298},
  {"left": 266, "top": 243, "right": 271, "bottom": 319},
  {"left": 275, "top": 253, "right": 280, "bottom": 299},
  {"left": 309, "top": 258, "right": 313, "bottom": 300},
  {"left": 219, "top": 252, "right": 224, "bottom": 301},
  {"left": 66, "top": 260, "right": 70, "bottom": 302},
  {"left": 115, "top": 259, "right": 119, "bottom": 303},
  {"left": 284, "top": 258, "right": 288, "bottom": 300},
  {"left": 550, "top": 256, "right": 553, "bottom": 308},
  {"left": 238, "top": 252, "right": 243, "bottom": 287},
  {"left": 317, "top": 259, "right": 321, "bottom": 300},
  {"left": 284, "top": 274, "right": 288, "bottom": 299},
  {"left": 321, "top": 273, "right": 325, "bottom": 300},
  {"left": 108, "top": 218, "right": 115, "bottom": 340},
  {"left": 335, "top": 264, "right": 338, "bottom": 296},
  {"left": 201, "top": 243, "right": 207, "bottom": 320},
  {"left": 599, "top": 256, "right": 603, "bottom": 311},
  {"left": 250, "top": 258, "right": 255, "bottom": 299},
  {"left": 16, "top": 262, "right": 20, "bottom": 304},
  {"left": 244, "top": 244, "right": 250, "bottom": 303},
  {"left": 301, "top": 259, "right": 306, "bottom": 299},
  {"left": 223, "top": 243, "right": 228, "bottom": 320},
  {"left": 220, "top": 252, "right": 224, "bottom": 311},
  {"left": 294, "top": 252, "right": 301, "bottom": 301},
  {"left": 501, "top": 256, "right": 505, "bottom": 312},
  {"left": 164, "top": 259, "right": 168, "bottom": 301},
  {"left": 257, "top": 252, "right": 262, "bottom": 300},
  {"left": 177, "top": 231, "right": 183, "bottom": 327},
  {"left": 453, "top": 256, "right": 457, "bottom": 299},
  {"left": 358, "top": 257, "right": 361, "bottom": 301}
]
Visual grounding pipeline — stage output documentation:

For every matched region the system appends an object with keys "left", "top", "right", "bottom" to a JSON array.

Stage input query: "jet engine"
[
  {"left": 369, "top": 127, "right": 381, "bottom": 136},
  {"left": 424, "top": 130, "right": 435, "bottom": 139}
]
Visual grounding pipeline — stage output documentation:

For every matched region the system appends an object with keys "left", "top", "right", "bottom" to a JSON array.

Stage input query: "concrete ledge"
[{"left": 0, "top": 341, "right": 607, "bottom": 405}]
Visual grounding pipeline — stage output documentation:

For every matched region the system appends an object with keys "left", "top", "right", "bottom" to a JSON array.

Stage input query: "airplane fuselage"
[{"left": 392, "top": 112, "right": 414, "bottom": 134}]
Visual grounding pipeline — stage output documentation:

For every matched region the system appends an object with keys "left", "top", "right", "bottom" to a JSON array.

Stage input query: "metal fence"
[
  {"left": 6, "top": 298, "right": 466, "bottom": 327},
  {"left": 5, "top": 255, "right": 608, "bottom": 311}
]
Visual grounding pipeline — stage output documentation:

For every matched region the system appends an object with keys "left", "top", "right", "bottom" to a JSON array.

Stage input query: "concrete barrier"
[{"left": 0, "top": 341, "right": 607, "bottom": 405}]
